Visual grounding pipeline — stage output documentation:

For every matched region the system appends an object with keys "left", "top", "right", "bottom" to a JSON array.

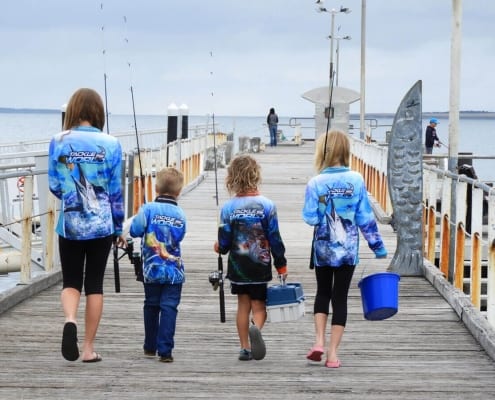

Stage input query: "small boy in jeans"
[{"left": 130, "top": 167, "right": 187, "bottom": 362}]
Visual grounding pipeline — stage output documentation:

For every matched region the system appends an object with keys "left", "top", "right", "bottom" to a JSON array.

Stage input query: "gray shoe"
[
  {"left": 249, "top": 325, "right": 266, "bottom": 360},
  {"left": 238, "top": 348, "right": 252, "bottom": 361},
  {"left": 144, "top": 350, "right": 156, "bottom": 357}
]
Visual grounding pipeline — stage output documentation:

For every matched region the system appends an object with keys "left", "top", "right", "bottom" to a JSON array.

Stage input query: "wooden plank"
[{"left": 0, "top": 144, "right": 495, "bottom": 399}]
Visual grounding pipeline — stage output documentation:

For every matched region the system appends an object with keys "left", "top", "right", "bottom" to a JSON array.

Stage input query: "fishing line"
[
  {"left": 122, "top": 15, "right": 146, "bottom": 205},
  {"left": 99, "top": 3, "right": 110, "bottom": 134}
]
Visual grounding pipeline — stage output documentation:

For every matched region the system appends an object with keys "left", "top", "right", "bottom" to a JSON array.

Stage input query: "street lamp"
[
  {"left": 316, "top": 2, "right": 351, "bottom": 82},
  {"left": 328, "top": 29, "right": 351, "bottom": 87},
  {"left": 316, "top": 0, "right": 351, "bottom": 127}
]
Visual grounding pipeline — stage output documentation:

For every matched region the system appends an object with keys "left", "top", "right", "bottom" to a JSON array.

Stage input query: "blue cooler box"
[{"left": 266, "top": 283, "right": 305, "bottom": 322}]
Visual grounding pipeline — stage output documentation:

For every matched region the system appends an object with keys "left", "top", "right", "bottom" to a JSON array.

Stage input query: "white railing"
[
  {"left": 0, "top": 130, "right": 228, "bottom": 289},
  {"left": 349, "top": 136, "right": 495, "bottom": 325}
]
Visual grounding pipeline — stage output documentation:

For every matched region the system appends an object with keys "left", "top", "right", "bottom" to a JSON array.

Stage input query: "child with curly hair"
[{"left": 214, "top": 154, "right": 288, "bottom": 361}]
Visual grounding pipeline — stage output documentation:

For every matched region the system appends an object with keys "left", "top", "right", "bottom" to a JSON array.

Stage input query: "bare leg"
[
  {"left": 327, "top": 324, "right": 345, "bottom": 362},
  {"left": 61, "top": 287, "right": 81, "bottom": 323},
  {"left": 81, "top": 294, "right": 103, "bottom": 360},
  {"left": 250, "top": 299, "right": 267, "bottom": 329},
  {"left": 314, "top": 312, "right": 328, "bottom": 348},
  {"left": 237, "top": 294, "right": 251, "bottom": 349}
]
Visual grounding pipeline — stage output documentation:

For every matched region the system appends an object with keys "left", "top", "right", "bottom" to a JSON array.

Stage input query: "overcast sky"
[{"left": 1, "top": 0, "right": 494, "bottom": 117}]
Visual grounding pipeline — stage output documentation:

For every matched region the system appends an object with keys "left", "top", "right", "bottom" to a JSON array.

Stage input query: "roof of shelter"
[{"left": 301, "top": 86, "right": 360, "bottom": 105}]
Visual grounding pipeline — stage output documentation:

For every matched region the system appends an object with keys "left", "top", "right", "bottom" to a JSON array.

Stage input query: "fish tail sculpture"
[{"left": 387, "top": 80, "right": 424, "bottom": 276}]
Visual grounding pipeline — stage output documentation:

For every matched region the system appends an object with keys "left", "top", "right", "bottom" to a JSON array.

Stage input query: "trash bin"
[{"left": 250, "top": 137, "right": 261, "bottom": 153}]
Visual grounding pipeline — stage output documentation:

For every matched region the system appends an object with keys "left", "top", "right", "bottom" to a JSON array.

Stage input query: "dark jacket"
[{"left": 425, "top": 125, "right": 439, "bottom": 147}]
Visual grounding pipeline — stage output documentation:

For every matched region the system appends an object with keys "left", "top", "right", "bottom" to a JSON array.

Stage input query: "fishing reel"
[
  {"left": 123, "top": 238, "right": 144, "bottom": 282},
  {"left": 208, "top": 271, "right": 221, "bottom": 291}
]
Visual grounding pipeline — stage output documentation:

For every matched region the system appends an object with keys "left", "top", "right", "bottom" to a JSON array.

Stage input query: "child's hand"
[
  {"left": 278, "top": 273, "right": 288, "bottom": 282},
  {"left": 115, "top": 235, "right": 128, "bottom": 248},
  {"left": 213, "top": 241, "right": 220, "bottom": 253}
]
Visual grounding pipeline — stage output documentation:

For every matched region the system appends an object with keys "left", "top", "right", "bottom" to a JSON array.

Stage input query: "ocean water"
[{"left": 0, "top": 111, "right": 493, "bottom": 182}]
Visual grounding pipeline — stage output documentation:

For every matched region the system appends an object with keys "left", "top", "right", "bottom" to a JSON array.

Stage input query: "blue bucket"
[{"left": 358, "top": 272, "right": 400, "bottom": 321}]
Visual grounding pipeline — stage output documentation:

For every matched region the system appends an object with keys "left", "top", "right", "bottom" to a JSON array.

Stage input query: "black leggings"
[
  {"left": 59, "top": 235, "right": 113, "bottom": 295},
  {"left": 314, "top": 265, "right": 356, "bottom": 326}
]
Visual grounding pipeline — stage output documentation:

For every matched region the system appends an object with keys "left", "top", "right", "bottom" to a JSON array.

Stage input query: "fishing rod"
[
  {"left": 438, "top": 140, "right": 449, "bottom": 149},
  {"left": 99, "top": 3, "right": 110, "bottom": 134},
  {"left": 100, "top": 2, "right": 121, "bottom": 291},
  {"left": 122, "top": 14, "right": 146, "bottom": 285},
  {"left": 207, "top": 50, "right": 226, "bottom": 323},
  {"left": 212, "top": 111, "right": 226, "bottom": 323},
  {"left": 309, "top": 57, "right": 336, "bottom": 271},
  {"left": 323, "top": 63, "right": 336, "bottom": 158},
  {"left": 123, "top": 15, "right": 146, "bottom": 207}
]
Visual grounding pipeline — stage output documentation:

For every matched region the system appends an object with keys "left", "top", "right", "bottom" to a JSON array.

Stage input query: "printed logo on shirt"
[
  {"left": 151, "top": 215, "right": 184, "bottom": 228},
  {"left": 65, "top": 146, "right": 106, "bottom": 164},
  {"left": 327, "top": 183, "right": 354, "bottom": 197},
  {"left": 230, "top": 208, "right": 265, "bottom": 219}
]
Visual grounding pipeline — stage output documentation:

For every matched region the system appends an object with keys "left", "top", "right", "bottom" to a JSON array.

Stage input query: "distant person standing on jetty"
[
  {"left": 302, "top": 130, "right": 387, "bottom": 368},
  {"left": 213, "top": 154, "right": 288, "bottom": 361},
  {"left": 267, "top": 107, "right": 279, "bottom": 147},
  {"left": 48, "top": 88, "right": 126, "bottom": 362},
  {"left": 424, "top": 117, "right": 441, "bottom": 154}
]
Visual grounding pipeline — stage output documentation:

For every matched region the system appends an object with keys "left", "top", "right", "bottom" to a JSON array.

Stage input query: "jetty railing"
[
  {"left": 423, "top": 164, "right": 495, "bottom": 324},
  {"left": 350, "top": 137, "right": 391, "bottom": 216},
  {"left": 349, "top": 136, "right": 495, "bottom": 326},
  {"left": 0, "top": 130, "right": 227, "bottom": 289}
]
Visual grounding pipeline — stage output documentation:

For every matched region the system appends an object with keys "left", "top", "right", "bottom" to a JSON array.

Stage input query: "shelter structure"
[{"left": 302, "top": 86, "right": 359, "bottom": 138}]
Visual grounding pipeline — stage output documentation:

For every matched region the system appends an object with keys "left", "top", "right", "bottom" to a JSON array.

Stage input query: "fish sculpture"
[{"left": 387, "top": 80, "right": 423, "bottom": 276}]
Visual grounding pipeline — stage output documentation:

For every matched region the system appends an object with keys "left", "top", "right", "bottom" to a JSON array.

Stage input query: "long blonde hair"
[{"left": 314, "top": 130, "right": 350, "bottom": 172}]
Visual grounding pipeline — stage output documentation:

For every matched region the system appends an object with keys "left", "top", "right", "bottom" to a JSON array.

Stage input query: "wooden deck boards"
[{"left": 1, "top": 143, "right": 495, "bottom": 399}]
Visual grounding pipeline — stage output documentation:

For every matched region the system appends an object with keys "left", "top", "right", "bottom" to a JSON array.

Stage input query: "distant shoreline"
[
  {"left": 0, "top": 107, "right": 59, "bottom": 114},
  {"left": 1, "top": 107, "right": 494, "bottom": 119}
]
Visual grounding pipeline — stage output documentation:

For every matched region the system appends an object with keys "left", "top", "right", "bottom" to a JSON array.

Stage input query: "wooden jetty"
[{"left": 1, "top": 143, "right": 495, "bottom": 399}]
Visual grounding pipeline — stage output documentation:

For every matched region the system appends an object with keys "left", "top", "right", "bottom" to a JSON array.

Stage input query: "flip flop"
[
  {"left": 306, "top": 346, "right": 325, "bottom": 362},
  {"left": 82, "top": 352, "right": 102, "bottom": 363},
  {"left": 325, "top": 359, "right": 341, "bottom": 368},
  {"left": 61, "top": 322, "right": 79, "bottom": 361}
]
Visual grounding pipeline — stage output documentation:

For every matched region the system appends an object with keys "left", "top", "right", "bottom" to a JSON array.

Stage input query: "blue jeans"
[
  {"left": 143, "top": 282, "right": 182, "bottom": 357},
  {"left": 269, "top": 125, "right": 278, "bottom": 146}
]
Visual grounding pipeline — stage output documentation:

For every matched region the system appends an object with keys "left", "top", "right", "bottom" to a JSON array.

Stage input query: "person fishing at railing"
[
  {"left": 424, "top": 117, "right": 441, "bottom": 154},
  {"left": 48, "top": 88, "right": 126, "bottom": 363},
  {"left": 129, "top": 167, "right": 187, "bottom": 363}
]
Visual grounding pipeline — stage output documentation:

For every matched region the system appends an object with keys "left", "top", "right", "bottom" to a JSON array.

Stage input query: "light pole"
[
  {"left": 360, "top": 0, "right": 366, "bottom": 140},
  {"left": 317, "top": 2, "right": 351, "bottom": 81},
  {"left": 328, "top": 32, "right": 351, "bottom": 87},
  {"left": 316, "top": 1, "right": 351, "bottom": 125}
]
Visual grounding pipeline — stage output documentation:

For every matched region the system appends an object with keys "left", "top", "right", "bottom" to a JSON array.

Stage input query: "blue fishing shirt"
[
  {"left": 130, "top": 196, "right": 186, "bottom": 285},
  {"left": 302, "top": 166, "right": 385, "bottom": 267},
  {"left": 48, "top": 126, "right": 124, "bottom": 240},
  {"left": 218, "top": 195, "right": 286, "bottom": 284}
]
